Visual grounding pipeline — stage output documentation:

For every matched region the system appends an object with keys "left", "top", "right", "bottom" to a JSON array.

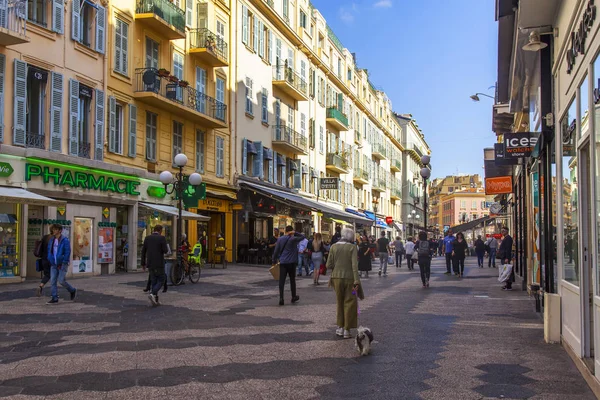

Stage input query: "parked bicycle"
[{"left": 171, "top": 244, "right": 203, "bottom": 286}]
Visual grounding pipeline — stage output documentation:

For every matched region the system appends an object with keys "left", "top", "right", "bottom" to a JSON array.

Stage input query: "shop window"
[
  {"left": 0, "top": 204, "right": 20, "bottom": 278},
  {"left": 137, "top": 208, "right": 173, "bottom": 264},
  {"left": 26, "top": 66, "right": 48, "bottom": 150}
]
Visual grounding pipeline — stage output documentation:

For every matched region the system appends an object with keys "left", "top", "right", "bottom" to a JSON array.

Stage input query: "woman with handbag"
[
  {"left": 327, "top": 227, "right": 363, "bottom": 339},
  {"left": 358, "top": 235, "right": 372, "bottom": 278},
  {"left": 452, "top": 232, "right": 469, "bottom": 277},
  {"left": 309, "top": 232, "right": 325, "bottom": 285}
]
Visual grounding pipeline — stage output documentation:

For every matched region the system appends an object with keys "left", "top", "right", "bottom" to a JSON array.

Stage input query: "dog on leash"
[{"left": 355, "top": 326, "right": 374, "bottom": 356}]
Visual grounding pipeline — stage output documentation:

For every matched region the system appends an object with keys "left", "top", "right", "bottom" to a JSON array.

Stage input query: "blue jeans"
[
  {"left": 476, "top": 251, "right": 484, "bottom": 266},
  {"left": 50, "top": 265, "right": 75, "bottom": 300},
  {"left": 150, "top": 270, "right": 166, "bottom": 296},
  {"left": 488, "top": 248, "right": 496, "bottom": 267},
  {"left": 297, "top": 254, "right": 309, "bottom": 275}
]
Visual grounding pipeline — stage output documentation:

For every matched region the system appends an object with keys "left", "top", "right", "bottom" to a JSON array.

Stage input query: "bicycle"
[{"left": 171, "top": 247, "right": 203, "bottom": 286}]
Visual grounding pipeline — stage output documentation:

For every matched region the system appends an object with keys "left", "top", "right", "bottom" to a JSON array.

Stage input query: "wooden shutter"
[
  {"left": 71, "top": 0, "right": 80, "bottom": 41},
  {"left": 216, "top": 137, "right": 224, "bottom": 177},
  {"left": 280, "top": 154, "right": 287, "bottom": 186},
  {"left": 258, "top": 21, "right": 264, "bottom": 57},
  {"left": 186, "top": 0, "right": 193, "bottom": 27},
  {"left": 254, "top": 141, "right": 263, "bottom": 178},
  {"left": 253, "top": 15, "right": 258, "bottom": 52},
  {"left": 69, "top": 79, "right": 79, "bottom": 155},
  {"left": 293, "top": 160, "right": 301, "bottom": 188},
  {"left": 95, "top": 5, "right": 106, "bottom": 54},
  {"left": 196, "top": 129, "right": 205, "bottom": 173},
  {"left": 268, "top": 30, "right": 273, "bottom": 64},
  {"left": 0, "top": 53, "right": 4, "bottom": 143},
  {"left": 128, "top": 104, "right": 137, "bottom": 157},
  {"left": 268, "top": 149, "right": 273, "bottom": 182},
  {"left": 242, "top": 138, "right": 247, "bottom": 175},
  {"left": 0, "top": 0, "right": 6, "bottom": 29},
  {"left": 49, "top": 72, "right": 63, "bottom": 152},
  {"left": 273, "top": 151, "right": 278, "bottom": 184},
  {"left": 241, "top": 5, "right": 248, "bottom": 44},
  {"left": 108, "top": 96, "right": 116, "bottom": 153},
  {"left": 94, "top": 89, "right": 104, "bottom": 160},
  {"left": 52, "top": 0, "right": 64, "bottom": 33},
  {"left": 13, "top": 59, "right": 26, "bottom": 146}
]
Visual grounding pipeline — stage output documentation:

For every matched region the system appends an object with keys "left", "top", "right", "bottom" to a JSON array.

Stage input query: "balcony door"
[
  {"left": 274, "top": 99, "right": 281, "bottom": 139},
  {"left": 145, "top": 37, "right": 159, "bottom": 69},
  {"left": 196, "top": 67, "right": 206, "bottom": 113}
]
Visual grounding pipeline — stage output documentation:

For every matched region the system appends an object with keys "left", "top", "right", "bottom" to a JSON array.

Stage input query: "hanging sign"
[
  {"left": 503, "top": 132, "right": 539, "bottom": 158},
  {"left": 319, "top": 177, "right": 339, "bottom": 190}
]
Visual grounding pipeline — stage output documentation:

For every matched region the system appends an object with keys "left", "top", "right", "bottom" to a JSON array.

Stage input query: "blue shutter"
[
  {"left": 69, "top": 79, "right": 79, "bottom": 155},
  {"left": 128, "top": 104, "right": 137, "bottom": 157},
  {"left": 95, "top": 5, "right": 106, "bottom": 54},
  {"left": 0, "top": 0, "right": 6, "bottom": 29},
  {"left": 0, "top": 53, "right": 4, "bottom": 143},
  {"left": 241, "top": 5, "right": 248, "bottom": 44},
  {"left": 50, "top": 72, "right": 63, "bottom": 152},
  {"left": 52, "top": 0, "right": 64, "bottom": 33},
  {"left": 293, "top": 160, "right": 301, "bottom": 189},
  {"left": 94, "top": 89, "right": 104, "bottom": 160},
  {"left": 268, "top": 150, "right": 273, "bottom": 182},
  {"left": 71, "top": 0, "right": 80, "bottom": 41},
  {"left": 242, "top": 138, "right": 248, "bottom": 175},
  {"left": 254, "top": 141, "right": 263, "bottom": 178},
  {"left": 281, "top": 154, "right": 286, "bottom": 186},
  {"left": 273, "top": 151, "right": 278, "bottom": 184},
  {"left": 108, "top": 96, "right": 116, "bottom": 153},
  {"left": 13, "top": 59, "right": 26, "bottom": 147}
]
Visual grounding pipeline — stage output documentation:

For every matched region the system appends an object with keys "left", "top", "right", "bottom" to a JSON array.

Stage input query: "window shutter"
[
  {"left": 12, "top": 59, "right": 26, "bottom": 147},
  {"left": 94, "top": 89, "right": 105, "bottom": 160},
  {"left": 253, "top": 16, "right": 258, "bottom": 52},
  {"left": 108, "top": 96, "right": 116, "bottom": 153},
  {"left": 268, "top": 30, "right": 273, "bottom": 64},
  {"left": 128, "top": 104, "right": 137, "bottom": 157},
  {"left": 71, "top": 0, "right": 80, "bottom": 41},
  {"left": 186, "top": 0, "right": 193, "bottom": 27},
  {"left": 49, "top": 72, "right": 63, "bottom": 152},
  {"left": 0, "top": 53, "right": 4, "bottom": 143},
  {"left": 52, "top": 0, "right": 64, "bottom": 33},
  {"left": 0, "top": 0, "right": 6, "bottom": 29},
  {"left": 216, "top": 137, "right": 224, "bottom": 177},
  {"left": 254, "top": 141, "right": 263, "bottom": 178},
  {"left": 293, "top": 160, "right": 301, "bottom": 188},
  {"left": 268, "top": 151, "right": 273, "bottom": 182},
  {"left": 281, "top": 154, "right": 286, "bottom": 186},
  {"left": 196, "top": 130, "right": 205, "bottom": 173},
  {"left": 242, "top": 138, "right": 248, "bottom": 175},
  {"left": 69, "top": 79, "right": 80, "bottom": 155},
  {"left": 95, "top": 5, "right": 106, "bottom": 54},
  {"left": 258, "top": 21, "right": 264, "bottom": 57},
  {"left": 273, "top": 151, "right": 278, "bottom": 184},
  {"left": 241, "top": 6, "right": 248, "bottom": 44}
]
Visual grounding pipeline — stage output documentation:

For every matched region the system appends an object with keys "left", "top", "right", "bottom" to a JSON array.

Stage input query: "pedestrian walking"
[
  {"left": 35, "top": 228, "right": 53, "bottom": 297},
  {"left": 499, "top": 227, "right": 515, "bottom": 290},
  {"left": 474, "top": 235, "right": 485, "bottom": 268},
  {"left": 272, "top": 226, "right": 305, "bottom": 306},
  {"left": 376, "top": 231, "right": 391, "bottom": 276},
  {"left": 392, "top": 236, "right": 404, "bottom": 268},
  {"left": 358, "top": 235, "right": 372, "bottom": 278},
  {"left": 452, "top": 232, "right": 468, "bottom": 277},
  {"left": 438, "top": 237, "right": 444, "bottom": 257},
  {"left": 443, "top": 230, "right": 456, "bottom": 274},
  {"left": 141, "top": 225, "right": 169, "bottom": 306},
  {"left": 297, "top": 236, "right": 310, "bottom": 276},
  {"left": 46, "top": 224, "right": 77, "bottom": 305},
  {"left": 309, "top": 233, "right": 325, "bottom": 285},
  {"left": 330, "top": 225, "right": 342, "bottom": 245},
  {"left": 327, "top": 227, "right": 363, "bottom": 339},
  {"left": 268, "top": 228, "right": 279, "bottom": 259},
  {"left": 486, "top": 235, "right": 498, "bottom": 268},
  {"left": 429, "top": 237, "right": 438, "bottom": 258},
  {"left": 415, "top": 231, "right": 432, "bottom": 288},
  {"left": 405, "top": 237, "right": 416, "bottom": 270}
]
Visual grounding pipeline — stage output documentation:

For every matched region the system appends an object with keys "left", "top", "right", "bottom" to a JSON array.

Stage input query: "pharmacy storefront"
[{"left": 0, "top": 154, "right": 196, "bottom": 283}]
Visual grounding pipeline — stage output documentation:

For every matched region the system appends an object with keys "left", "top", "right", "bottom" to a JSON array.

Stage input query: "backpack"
[
  {"left": 417, "top": 240, "right": 430, "bottom": 257},
  {"left": 33, "top": 238, "right": 44, "bottom": 258}
]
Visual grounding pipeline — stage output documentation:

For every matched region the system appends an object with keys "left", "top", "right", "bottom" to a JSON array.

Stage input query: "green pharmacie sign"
[{"left": 25, "top": 163, "right": 141, "bottom": 196}]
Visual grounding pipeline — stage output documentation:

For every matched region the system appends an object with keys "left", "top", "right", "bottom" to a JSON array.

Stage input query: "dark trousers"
[
  {"left": 453, "top": 256, "right": 465, "bottom": 275},
  {"left": 445, "top": 253, "right": 453, "bottom": 273},
  {"left": 40, "top": 259, "right": 51, "bottom": 285},
  {"left": 146, "top": 272, "right": 167, "bottom": 292},
  {"left": 488, "top": 248, "right": 497, "bottom": 267},
  {"left": 279, "top": 263, "right": 297, "bottom": 300},
  {"left": 406, "top": 254, "right": 414, "bottom": 270},
  {"left": 395, "top": 252, "right": 403, "bottom": 267},
  {"left": 476, "top": 251, "right": 484, "bottom": 267},
  {"left": 419, "top": 258, "right": 431, "bottom": 284},
  {"left": 149, "top": 270, "right": 166, "bottom": 296},
  {"left": 505, "top": 268, "right": 514, "bottom": 289}
]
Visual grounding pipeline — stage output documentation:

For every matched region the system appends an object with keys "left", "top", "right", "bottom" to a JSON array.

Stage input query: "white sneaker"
[
  {"left": 148, "top": 294, "right": 158, "bottom": 306},
  {"left": 343, "top": 329, "right": 351, "bottom": 339},
  {"left": 336, "top": 327, "right": 344, "bottom": 337}
]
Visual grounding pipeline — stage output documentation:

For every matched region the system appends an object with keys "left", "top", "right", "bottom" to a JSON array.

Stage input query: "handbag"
[
  {"left": 269, "top": 263, "right": 280, "bottom": 280},
  {"left": 387, "top": 255, "right": 394, "bottom": 265},
  {"left": 319, "top": 263, "right": 326, "bottom": 275},
  {"left": 411, "top": 252, "right": 418, "bottom": 261}
]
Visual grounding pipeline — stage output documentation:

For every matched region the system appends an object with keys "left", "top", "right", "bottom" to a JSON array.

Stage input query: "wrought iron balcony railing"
[
  {"left": 1, "top": 0, "right": 28, "bottom": 37},
  {"left": 354, "top": 131, "right": 361, "bottom": 144},
  {"left": 272, "top": 64, "right": 308, "bottom": 95},
  {"left": 26, "top": 132, "right": 45, "bottom": 150},
  {"left": 272, "top": 125, "right": 308, "bottom": 153},
  {"left": 190, "top": 28, "right": 228, "bottom": 64},
  {"left": 326, "top": 107, "right": 348, "bottom": 127},
  {"left": 136, "top": 0, "right": 185, "bottom": 33},
  {"left": 134, "top": 68, "right": 227, "bottom": 122},
  {"left": 353, "top": 167, "right": 368, "bottom": 181},
  {"left": 326, "top": 153, "right": 349, "bottom": 171}
]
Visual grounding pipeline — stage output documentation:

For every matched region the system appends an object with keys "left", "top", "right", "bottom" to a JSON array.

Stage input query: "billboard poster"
[
  {"left": 73, "top": 218, "right": 93, "bottom": 273},
  {"left": 98, "top": 228, "right": 114, "bottom": 264},
  {"left": 532, "top": 172, "right": 540, "bottom": 284}
]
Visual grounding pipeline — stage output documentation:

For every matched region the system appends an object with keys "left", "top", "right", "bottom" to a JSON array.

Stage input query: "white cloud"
[
  {"left": 339, "top": 4, "right": 358, "bottom": 24},
  {"left": 373, "top": 0, "right": 392, "bottom": 8}
]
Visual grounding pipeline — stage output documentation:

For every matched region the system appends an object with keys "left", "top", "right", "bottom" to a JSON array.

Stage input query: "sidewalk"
[{"left": 0, "top": 256, "right": 594, "bottom": 399}]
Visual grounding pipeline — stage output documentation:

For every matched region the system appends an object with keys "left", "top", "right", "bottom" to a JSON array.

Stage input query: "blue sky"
[{"left": 312, "top": 0, "right": 498, "bottom": 180}]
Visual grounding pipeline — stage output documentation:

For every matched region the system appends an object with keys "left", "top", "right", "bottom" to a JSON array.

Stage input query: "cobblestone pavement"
[{"left": 0, "top": 257, "right": 595, "bottom": 399}]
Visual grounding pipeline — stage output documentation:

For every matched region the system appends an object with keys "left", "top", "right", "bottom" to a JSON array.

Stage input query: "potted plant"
[
  {"left": 169, "top": 75, "right": 179, "bottom": 83},
  {"left": 157, "top": 68, "right": 170, "bottom": 77},
  {"left": 178, "top": 80, "right": 189, "bottom": 88}
]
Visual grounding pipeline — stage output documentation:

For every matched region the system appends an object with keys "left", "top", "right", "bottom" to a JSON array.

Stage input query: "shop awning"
[
  {"left": 376, "top": 219, "right": 389, "bottom": 229},
  {"left": 452, "top": 216, "right": 491, "bottom": 233},
  {"left": 140, "top": 203, "right": 210, "bottom": 221},
  {"left": 206, "top": 189, "right": 237, "bottom": 200},
  {"left": 393, "top": 222, "right": 402, "bottom": 232},
  {"left": 0, "top": 187, "right": 64, "bottom": 206},
  {"left": 345, "top": 207, "right": 367, "bottom": 218}
]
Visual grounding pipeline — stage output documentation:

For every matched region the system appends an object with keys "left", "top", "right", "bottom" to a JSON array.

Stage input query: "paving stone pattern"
[{"left": 0, "top": 258, "right": 595, "bottom": 399}]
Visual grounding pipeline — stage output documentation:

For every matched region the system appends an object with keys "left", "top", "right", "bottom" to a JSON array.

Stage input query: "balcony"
[
  {"left": 134, "top": 68, "right": 227, "bottom": 128},
  {"left": 0, "top": 0, "right": 29, "bottom": 46},
  {"left": 326, "top": 108, "right": 349, "bottom": 131},
  {"left": 25, "top": 132, "right": 45, "bottom": 150},
  {"left": 354, "top": 131, "right": 361, "bottom": 144},
  {"left": 272, "top": 125, "right": 308, "bottom": 155},
  {"left": 390, "top": 187, "right": 402, "bottom": 200},
  {"left": 390, "top": 158, "right": 401, "bottom": 172},
  {"left": 326, "top": 153, "right": 349, "bottom": 174},
  {"left": 353, "top": 168, "right": 369, "bottom": 185},
  {"left": 189, "top": 28, "right": 228, "bottom": 67},
  {"left": 135, "top": 0, "right": 185, "bottom": 40},
  {"left": 372, "top": 143, "right": 387, "bottom": 160},
  {"left": 272, "top": 65, "right": 308, "bottom": 101},
  {"left": 372, "top": 178, "right": 386, "bottom": 193}
]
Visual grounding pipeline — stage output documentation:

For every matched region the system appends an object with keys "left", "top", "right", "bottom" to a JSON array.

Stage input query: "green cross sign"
[{"left": 0, "top": 162, "right": 14, "bottom": 178}]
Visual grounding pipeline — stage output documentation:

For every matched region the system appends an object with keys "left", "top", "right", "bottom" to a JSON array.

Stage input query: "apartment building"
[
  {"left": 231, "top": 0, "right": 421, "bottom": 248},
  {"left": 439, "top": 188, "right": 490, "bottom": 238},
  {"left": 429, "top": 174, "right": 483, "bottom": 231}
]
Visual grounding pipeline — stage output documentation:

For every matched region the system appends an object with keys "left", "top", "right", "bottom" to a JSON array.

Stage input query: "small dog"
[{"left": 355, "top": 326, "right": 374, "bottom": 356}]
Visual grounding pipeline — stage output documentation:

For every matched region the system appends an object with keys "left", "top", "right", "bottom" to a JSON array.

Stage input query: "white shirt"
[{"left": 405, "top": 242, "right": 415, "bottom": 255}]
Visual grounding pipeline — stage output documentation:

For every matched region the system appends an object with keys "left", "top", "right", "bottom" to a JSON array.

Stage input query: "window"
[
  {"left": 27, "top": 0, "right": 48, "bottom": 27},
  {"left": 309, "top": 118, "right": 314, "bottom": 148},
  {"left": 145, "top": 37, "right": 159, "bottom": 69},
  {"left": 242, "top": 5, "right": 249, "bottom": 45},
  {"left": 245, "top": 77, "right": 253, "bottom": 115},
  {"left": 112, "top": 102, "right": 124, "bottom": 154},
  {"left": 173, "top": 52, "right": 184, "bottom": 102},
  {"left": 300, "top": 10, "right": 307, "bottom": 28},
  {"left": 172, "top": 121, "right": 183, "bottom": 163},
  {"left": 261, "top": 88, "right": 268, "bottom": 123},
  {"left": 337, "top": 58, "right": 342, "bottom": 77},
  {"left": 216, "top": 77, "right": 225, "bottom": 121},
  {"left": 216, "top": 20, "right": 226, "bottom": 43},
  {"left": 319, "top": 126, "right": 324, "bottom": 154},
  {"left": 300, "top": 113, "right": 306, "bottom": 138},
  {"left": 72, "top": 0, "right": 106, "bottom": 54},
  {"left": 347, "top": 68, "right": 351, "bottom": 81},
  {"left": 196, "top": 129, "right": 205, "bottom": 173},
  {"left": 253, "top": 14, "right": 259, "bottom": 52},
  {"left": 300, "top": 60, "right": 306, "bottom": 83},
  {"left": 471, "top": 200, "right": 477, "bottom": 209},
  {"left": 145, "top": 111, "right": 157, "bottom": 161},
  {"left": 309, "top": 68, "right": 314, "bottom": 97},
  {"left": 77, "top": 84, "right": 92, "bottom": 155},
  {"left": 282, "top": 0, "right": 289, "bottom": 21},
  {"left": 258, "top": 20, "right": 265, "bottom": 58},
  {"left": 26, "top": 66, "right": 48, "bottom": 149},
  {"left": 114, "top": 18, "right": 128, "bottom": 75},
  {"left": 460, "top": 200, "right": 466, "bottom": 209},
  {"left": 287, "top": 105, "right": 294, "bottom": 129},
  {"left": 216, "top": 136, "right": 225, "bottom": 177}
]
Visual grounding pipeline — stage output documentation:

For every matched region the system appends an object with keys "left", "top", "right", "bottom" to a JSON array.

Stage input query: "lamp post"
[
  {"left": 159, "top": 154, "right": 203, "bottom": 270},
  {"left": 420, "top": 155, "right": 431, "bottom": 235},
  {"left": 372, "top": 197, "right": 379, "bottom": 232}
]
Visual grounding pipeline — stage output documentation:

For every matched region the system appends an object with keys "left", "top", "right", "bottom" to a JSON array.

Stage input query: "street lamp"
[
  {"left": 469, "top": 93, "right": 495, "bottom": 102},
  {"left": 420, "top": 155, "right": 431, "bottom": 235},
  {"left": 372, "top": 197, "right": 379, "bottom": 231},
  {"left": 160, "top": 153, "right": 202, "bottom": 269}
]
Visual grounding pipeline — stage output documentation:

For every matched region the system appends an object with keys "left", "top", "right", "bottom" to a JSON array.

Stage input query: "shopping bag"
[
  {"left": 387, "top": 255, "right": 394, "bottom": 265},
  {"left": 498, "top": 264, "right": 513, "bottom": 282},
  {"left": 319, "top": 263, "right": 327, "bottom": 275},
  {"left": 411, "top": 252, "right": 418, "bottom": 261},
  {"left": 269, "top": 263, "right": 280, "bottom": 280}
]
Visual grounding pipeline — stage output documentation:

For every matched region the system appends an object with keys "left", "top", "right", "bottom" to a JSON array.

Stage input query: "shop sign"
[
  {"left": 25, "top": 164, "right": 141, "bottom": 196},
  {"left": 566, "top": 0, "right": 597, "bottom": 74},
  {"left": 320, "top": 177, "right": 339, "bottom": 190},
  {"left": 494, "top": 143, "right": 518, "bottom": 165},
  {"left": 503, "top": 132, "right": 539, "bottom": 158},
  {"left": 57, "top": 206, "right": 66, "bottom": 216},
  {"left": 200, "top": 197, "right": 228, "bottom": 212},
  {"left": 0, "top": 162, "right": 14, "bottom": 178},
  {"left": 485, "top": 176, "right": 513, "bottom": 195},
  {"left": 385, "top": 216, "right": 393, "bottom": 225},
  {"left": 102, "top": 207, "right": 110, "bottom": 219}
]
